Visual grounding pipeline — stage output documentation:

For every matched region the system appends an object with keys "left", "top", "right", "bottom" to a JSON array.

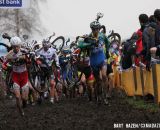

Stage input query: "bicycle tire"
[
  {"left": 66, "top": 49, "right": 83, "bottom": 86},
  {"left": 100, "top": 25, "right": 106, "bottom": 34},
  {"left": 28, "top": 62, "right": 49, "bottom": 93},
  {"left": 51, "top": 36, "right": 65, "bottom": 54},
  {"left": 0, "top": 43, "right": 11, "bottom": 52},
  {"left": 108, "top": 33, "right": 121, "bottom": 44},
  {"left": 29, "top": 72, "right": 49, "bottom": 93},
  {"left": 5, "top": 70, "right": 13, "bottom": 94}
]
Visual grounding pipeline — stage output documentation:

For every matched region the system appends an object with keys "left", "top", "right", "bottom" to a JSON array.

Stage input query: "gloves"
[{"left": 2, "top": 64, "right": 8, "bottom": 70}]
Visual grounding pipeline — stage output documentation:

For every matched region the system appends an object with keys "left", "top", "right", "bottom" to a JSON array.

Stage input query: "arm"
[
  {"left": 142, "top": 30, "right": 151, "bottom": 62},
  {"left": 52, "top": 50, "right": 60, "bottom": 67}
]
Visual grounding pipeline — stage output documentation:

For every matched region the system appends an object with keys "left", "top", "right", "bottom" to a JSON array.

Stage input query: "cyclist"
[
  {"left": 88, "top": 21, "right": 110, "bottom": 104},
  {"left": 59, "top": 46, "right": 71, "bottom": 96},
  {"left": 76, "top": 42, "right": 95, "bottom": 101},
  {"left": 2, "top": 36, "right": 29, "bottom": 116},
  {"left": 107, "top": 44, "right": 120, "bottom": 98},
  {"left": 36, "top": 39, "right": 59, "bottom": 104}
]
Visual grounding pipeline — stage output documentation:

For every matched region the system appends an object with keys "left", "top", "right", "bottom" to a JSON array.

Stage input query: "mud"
[{"left": 0, "top": 91, "right": 160, "bottom": 130}]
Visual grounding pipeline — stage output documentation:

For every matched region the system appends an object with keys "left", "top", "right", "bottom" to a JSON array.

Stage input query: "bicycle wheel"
[
  {"left": 66, "top": 52, "right": 82, "bottom": 86},
  {"left": 100, "top": 25, "right": 106, "bottom": 34},
  {"left": 0, "top": 43, "right": 11, "bottom": 55},
  {"left": 51, "top": 36, "right": 65, "bottom": 54},
  {"left": 66, "top": 63, "right": 77, "bottom": 85},
  {"left": 70, "top": 42, "right": 78, "bottom": 50},
  {"left": 28, "top": 62, "right": 49, "bottom": 93},
  {"left": 5, "top": 69, "right": 13, "bottom": 94},
  {"left": 108, "top": 32, "right": 121, "bottom": 44}
]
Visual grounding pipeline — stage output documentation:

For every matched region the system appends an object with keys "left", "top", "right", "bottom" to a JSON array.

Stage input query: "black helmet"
[{"left": 90, "top": 21, "right": 101, "bottom": 29}]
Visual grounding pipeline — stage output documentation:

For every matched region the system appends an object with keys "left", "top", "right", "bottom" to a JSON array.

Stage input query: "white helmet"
[
  {"left": 10, "top": 36, "right": 22, "bottom": 46},
  {"left": 33, "top": 43, "right": 42, "bottom": 50}
]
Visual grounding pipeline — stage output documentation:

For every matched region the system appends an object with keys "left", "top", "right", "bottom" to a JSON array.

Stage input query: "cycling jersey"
[
  {"left": 59, "top": 54, "right": 70, "bottom": 67},
  {"left": 59, "top": 54, "right": 70, "bottom": 80},
  {"left": 89, "top": 32, "right": 109, "bottom": 67},
  {"left": 36, "top": 47, "right": 59, "bottom": 67},
  {"left": 5, "top": 49, "right": 28, "bottom": 73},
  {"left": 3, "top": 48, "right": 29, "bottom": 88}
]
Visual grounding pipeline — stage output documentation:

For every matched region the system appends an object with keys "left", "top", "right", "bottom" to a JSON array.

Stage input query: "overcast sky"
[{"left": 38, "top": 0, "right": 160, "bottom": 40}]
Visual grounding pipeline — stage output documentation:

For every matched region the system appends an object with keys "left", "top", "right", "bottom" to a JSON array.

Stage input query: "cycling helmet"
[
  {"left": 42, "top": 39, "right": 51, "bottom": 48},
  {"left": 62, "top": 45, "right": 71, "bottom": 54},
  {"left": 10, "top": 36, "right": 22, "bottom": 46},
  {"left": 90, "top": 21, "right": 101, "bottom": 29},
  {"left": 34, "top": 43, "right": 42, "bottom": 50}
]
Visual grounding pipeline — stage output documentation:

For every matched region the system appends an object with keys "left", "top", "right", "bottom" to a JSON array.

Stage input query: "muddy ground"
[{"left": 0, "top": 91, "right": 160, "bottom": 130}]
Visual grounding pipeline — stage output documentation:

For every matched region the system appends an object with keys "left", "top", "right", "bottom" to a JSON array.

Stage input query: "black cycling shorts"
[
  {"left": 78, "top": 66, "right": 92, "bottom": 79},
  {"left": 107, "top": 64, "right": 113, "bottom": 75}
]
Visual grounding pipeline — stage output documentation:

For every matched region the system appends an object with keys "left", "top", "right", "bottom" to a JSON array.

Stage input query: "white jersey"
[
  {"left": 36, "top": 47, "right": 59, "bottom": 67},
  {"left": 6, "top": 49, "right": 27, "bottom": 73}
]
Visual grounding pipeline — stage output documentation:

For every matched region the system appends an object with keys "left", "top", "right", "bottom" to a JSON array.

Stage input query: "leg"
[
  {"left": 21, "top": 82, "right": 29, "bottom": 108},
  {"left": 108, "top": 73, "right": 114, "bottom": 98},
  {"left": 12, "top": 72, "right": 25, "bottom": 115},
  {"left": 101, "top": 65, "right": 108, "bottom": 97},
  {"left": 86, "top": 73, "right": 95, "bottom": 101},
  {"left": 93, "top": 69, "right": 102, "bottom": 103},
  {"left": 50, "top": 77, "right": 57, "bottom": 103},
  {"left": 13, "top": 83, "right": 24, "bottom": 116},
  {"left": 79, "top": 74, "right": 86, "bottom": 96},
  {"left": 28, "top": 81, "right": 38, "bottom": 104},
  {"left": 100, "top": 65, "right": 109, "bottom": 105},
  {"left": 106, "top": 64, "right": 114, "bottom": 98},
  {"left": 87, "top": 82, "right": 94, "bottom": 101}
]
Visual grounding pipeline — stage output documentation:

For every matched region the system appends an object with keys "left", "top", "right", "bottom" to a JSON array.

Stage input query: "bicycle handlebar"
[{"left": 96, "top": 12, "right": 104, "bottom": 22}]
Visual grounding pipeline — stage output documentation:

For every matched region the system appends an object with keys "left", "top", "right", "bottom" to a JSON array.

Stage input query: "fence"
[{"left": 113, "top": 64, "right": 160, "bottom": 106}]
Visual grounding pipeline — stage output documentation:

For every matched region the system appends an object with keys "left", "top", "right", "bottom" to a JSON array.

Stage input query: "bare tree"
[{"left": 0, "top": 0, "right": 45, "bottom": 38}]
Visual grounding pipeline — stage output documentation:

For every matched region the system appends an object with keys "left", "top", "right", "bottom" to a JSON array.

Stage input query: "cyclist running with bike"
[
  {"left": 2, "top": 36, "right": 30, "bottom": 116},
  {"left": 36, "top": 39, "right": 60, "bottom": 104},
  {"left": 88, "top": 20, "right": 110, "bottom": 104}
]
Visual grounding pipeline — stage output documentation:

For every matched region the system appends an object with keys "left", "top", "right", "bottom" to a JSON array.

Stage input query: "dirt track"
[{"left": 0, "top": 93, "right": 160, "bottom": 130}]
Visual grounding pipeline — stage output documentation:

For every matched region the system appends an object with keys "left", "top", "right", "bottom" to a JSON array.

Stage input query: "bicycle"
[{"left": 48, "top": 32, "right": 65, "bottom": 54}]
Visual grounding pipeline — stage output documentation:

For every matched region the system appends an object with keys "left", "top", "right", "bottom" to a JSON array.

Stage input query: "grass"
[{"left": 125, "top": 97, "right": 160, "bottom": 113}]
